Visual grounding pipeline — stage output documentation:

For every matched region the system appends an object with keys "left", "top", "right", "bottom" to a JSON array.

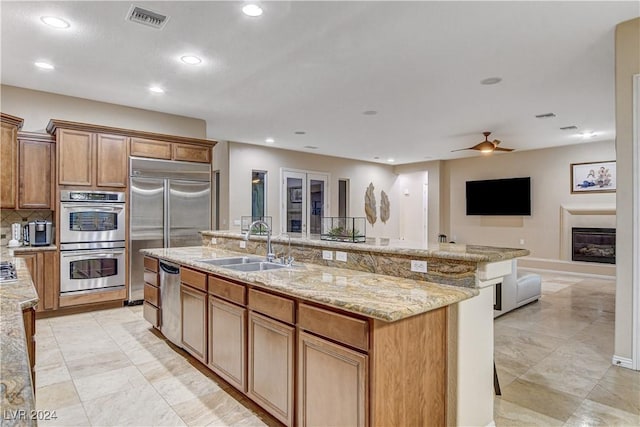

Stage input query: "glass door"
[{"left": 282, "top": 170, "right": 328, "bottom": 238}]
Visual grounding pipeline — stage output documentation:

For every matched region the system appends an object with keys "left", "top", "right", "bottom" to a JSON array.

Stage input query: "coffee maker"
[{"left": 27, "top": 220, "right": 53, "bottom": 246}]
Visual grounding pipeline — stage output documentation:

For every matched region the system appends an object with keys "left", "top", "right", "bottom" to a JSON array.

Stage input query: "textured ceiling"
[{"left": 1, "top": 1, "right": 638, "bottom": 164}]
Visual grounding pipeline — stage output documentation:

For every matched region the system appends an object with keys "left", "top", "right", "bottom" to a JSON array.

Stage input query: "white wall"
[
  {"left": 442, "top": 141, "right": 616, "bottom": 259},
  {"left": 225, "top": 142, "right": 399, "bottom": 238},
  {"left": 1, "top": 85, "right": 206, "bottom": 137}
]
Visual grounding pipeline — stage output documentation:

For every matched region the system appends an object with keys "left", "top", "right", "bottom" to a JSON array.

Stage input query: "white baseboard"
[{"left": 612, "top": 355, "right": 635, "bottom": 370}]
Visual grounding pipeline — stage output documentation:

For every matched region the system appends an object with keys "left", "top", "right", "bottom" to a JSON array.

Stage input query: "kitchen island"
[{"left": 141, "top": 245, "right": 478, "bottom": 426}]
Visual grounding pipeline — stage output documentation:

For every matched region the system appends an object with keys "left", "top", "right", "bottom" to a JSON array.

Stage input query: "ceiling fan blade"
[
  {"left": 451, "top": 147, "right": 472, "bottom": 152},
  {"left": 493, "top": 139, "right": 501, "bottom": 145},
  {"left": 493, "top": 147, "right": 514, "bottom": 152}
]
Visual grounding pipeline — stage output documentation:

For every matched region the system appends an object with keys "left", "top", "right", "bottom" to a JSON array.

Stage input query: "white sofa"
[{"left": 493, "top": 259, "right": 542, "bottom": 318}]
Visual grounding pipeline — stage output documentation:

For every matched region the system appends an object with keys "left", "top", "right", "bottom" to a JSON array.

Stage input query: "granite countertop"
[
  {"left": 7, "top": 245, "right": 57, "bottom": 255},
  {"left": 141, "top": 246, "right": 478, "bottom": 322},
  {"left": 202, "top": 231, "right": 530, "bottom": 262},
  {"left": 0, "top": 257, "right": 38, "bottom": 427}
]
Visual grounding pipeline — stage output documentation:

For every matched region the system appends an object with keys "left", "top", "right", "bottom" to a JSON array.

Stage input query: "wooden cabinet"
[
  {"left": 15, "top": 250, "right": 59, "bottom": 312},
  {"left": 208, "top": 296, "right": 247, "bottom": 392},
  {"left": 248, "top": 310, "right": 295, "bottom": 426},
  {"left": 18, "top": 132, "right": 55, "bottom": 209},
  {"left": 181, "top": 268, "right": 207, "bottom": 363},
  {"left": 130, "top": 137, "right": 211, "bottom": 163},
  {"left": 143, "top": 256, "right": 160, "bottom": 328},
  {"left": 57, "top": 128, "right": 127, "bottom": 188},
  {"left": 298, "top": 331, "right": 368, "bottom": 427},
  {"left": 0, "top": 113, "right": 24, "bottom": 208},
  {"left": 22, "top": 307, "right": 36, "bottom": 388}
]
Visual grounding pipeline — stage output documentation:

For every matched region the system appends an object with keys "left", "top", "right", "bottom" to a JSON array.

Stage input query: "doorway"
[{"left": 282, "top": 169, "right": 329, "bottom": 237}]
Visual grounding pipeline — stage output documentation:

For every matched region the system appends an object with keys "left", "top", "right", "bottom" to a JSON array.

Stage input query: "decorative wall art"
[
  {"left": 380, "top": 190, "right": 390, "bottom": 224},
  {"left": 364, "top": 182, "right": 377, "bottom": 225},
  {"left": 571, "top": 161, "right": 616, "bottom": 194}
]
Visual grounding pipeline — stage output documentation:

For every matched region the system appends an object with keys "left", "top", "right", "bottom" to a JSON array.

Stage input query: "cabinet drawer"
[
  {"left": 143, "top": 302, "right": 160, "bottom": 327},
  {"left": 144, "top": 270, "right": 158, "bottom": 287},
  {"left": 181, "top": 267, "right": 207, "bottom": 292},
  {"left": 298, "top": 303, "right": 369, "bottom": 352},
  {"left": 144, "top": 283, "right": 159, "bottom": 307},
  {"left": 209, "top": 276, "right": 246, "bottom": 305},
  {"left": 143, "top": 256, "right": 158, "bottom": 273},
  {"left": 248, "top": 289, "right": 295, "bottom": 324},
  {"left": 130, "top": 138, "right": 172, "bottom": 160},
  {"left": 173, "top": 143, "right": 211, "bottom": 163}
]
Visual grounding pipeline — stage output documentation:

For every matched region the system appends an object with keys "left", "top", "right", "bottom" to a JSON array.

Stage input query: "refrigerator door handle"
[{"left": 164, "top": 178, "right": 170, "bottom": 248}]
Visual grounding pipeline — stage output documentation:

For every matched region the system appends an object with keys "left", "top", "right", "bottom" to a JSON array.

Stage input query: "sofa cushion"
[{"left": 516, "top": 273, "right": 542, "bottom": 303}]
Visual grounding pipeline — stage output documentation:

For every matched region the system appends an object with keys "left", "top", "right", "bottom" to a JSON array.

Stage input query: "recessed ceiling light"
[
  {"left": 34, "top": 62, "right": 55, "bottom": 70},
  {"left": 303, "top": 145, "right": 318, "bottom": 150},
  {"left": 373, "top": 156, "right": 380, "bottom": 160},
  {"left": 294, "top": 131, "right": 306, "bottom": 135},
  {"left": 149, "top": 86, "right": 164, "bottom": 93},
  {"left": 480, "top": 77, "right": 502, "bottom": 85},
  {"left": 265, "top": 137, "right": 275, "bottom": 144},
  {"left": 242, "top": 4, "right": 263, "bottom": 17},
  {"left": 180, "top": 55, "right": 202, "bottom": 65},
  {"left": 363, "top": 110, "right": 378, "bottom": 115},
  {"left": 578, "top": 131, "right": 598, "bottom": 139},
  {"left": 40, "top": 16, "right": 70, "bottom": 29},
  {"left": 387, "top": 158, "right": 395, "bottom": 163}
]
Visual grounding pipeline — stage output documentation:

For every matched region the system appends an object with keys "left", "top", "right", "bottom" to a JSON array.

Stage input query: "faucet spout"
[{"left": 245, "top": 220, "right": 275, "bottom": 262}]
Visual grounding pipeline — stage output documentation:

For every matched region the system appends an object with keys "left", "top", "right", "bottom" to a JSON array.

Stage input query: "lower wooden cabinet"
[
  {"left": 15, "top": 250, "right": 58, "bottom": 312},
  {"left": 298, "top": 331, "right": 368, "bottom": 427},
  {"left": 207, "top": 296, "right": 246, "bottom": 392},
  {"left": 248, "top": 311, "right": 295, "bottom": 426},
  {"left": 143, "top": 256, "right": 160, "bottom": 328},
  {"left": 181, "top": 283, "right": 207, "bottom": 363}
]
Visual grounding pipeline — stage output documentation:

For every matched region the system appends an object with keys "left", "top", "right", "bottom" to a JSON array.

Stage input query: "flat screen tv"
[{"left": 466, "top": 177, "right": 531, "bottom": 216}]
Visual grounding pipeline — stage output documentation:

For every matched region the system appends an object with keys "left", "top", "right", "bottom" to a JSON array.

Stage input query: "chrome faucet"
[{"left": 244, "top": 220, "right": 275, "bottom": 262}]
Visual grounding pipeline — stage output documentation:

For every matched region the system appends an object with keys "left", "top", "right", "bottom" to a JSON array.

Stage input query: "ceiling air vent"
[
  {"left": 535, "top": 113, "right": 556, "bottom": 119},
  {"left": 126, "top": 5, "right": 169, "bottom": 29},
  {"left": 560, "top": 125, "right": 578, "bottom": 131}
]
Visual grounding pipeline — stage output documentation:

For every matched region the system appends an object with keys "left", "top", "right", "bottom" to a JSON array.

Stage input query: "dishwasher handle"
[{"left": 160, "top": 261, "right": 180, "bottom": 275}]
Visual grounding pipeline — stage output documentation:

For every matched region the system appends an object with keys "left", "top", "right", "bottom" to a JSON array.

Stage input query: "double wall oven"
[{"left": 59, "top": 191, "right": 126, "bottom": 295}]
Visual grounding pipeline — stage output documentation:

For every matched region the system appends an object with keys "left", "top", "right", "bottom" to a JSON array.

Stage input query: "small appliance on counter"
[
  {"left": 8, "top": 223, "right": 22, "bottom": 247},
  {"left": 27, "top": 220, "right": 53, "bottom": 246}
]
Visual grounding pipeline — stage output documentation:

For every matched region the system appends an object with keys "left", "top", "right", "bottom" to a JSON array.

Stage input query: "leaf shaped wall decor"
[
  {"left": 380, "top": 190, "right": 390, "bottom": 223},
  {"left": 364, "top": 182, "right": 377, "bottom": 225}
]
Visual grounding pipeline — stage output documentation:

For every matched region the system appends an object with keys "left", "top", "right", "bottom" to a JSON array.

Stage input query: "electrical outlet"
[
  {"left": 322, "top": 250, "right": 333, "bottom": 260},
  {"left": 335, "top": 251, "right": 347, "bottom": 262},
  {"left": 519, "top": 239, "right": 525, "bottom": 245},
  {"left": 210, "top": 237, "right": 217, "bottom": 245},
  {"left": 410, "top": 260, "right": 428, "bottom": 273},
  {"left": 239, "top": 241, "right": 246, "bottom": 249}
]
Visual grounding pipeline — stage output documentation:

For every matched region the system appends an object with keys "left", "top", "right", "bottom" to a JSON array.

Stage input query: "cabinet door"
[
  {"left": 58, "top": 129, "right": 93, "bottom": 186},
  {"left": 19, "top": 139, "right": 54, "bottom": 209},
  {"left": 208, "top": 296, "right": 246, "bottom": 392},
  {"left": 298, "top": 331, "right": 368, "bottom": 427},
  {"left": 248, "top": 311, "right": 294, "bottom": 426},
  {"left": 173, "top": 143, "right": 211, "bottom": 163},
  {"left": 96, "top": 133, "right": 127, "bottom": 187},
  {"left": 181, "top": 284, "right": 207, "bottom": 363},
  {"left": 41, "top": 251, "right": 59, "bottom": 311},
  {"left": 130, "top": 137, "right": 171, "bottom": 160},
  {"left": 0, "top": 122, "right": 17, "bottom": 208}
]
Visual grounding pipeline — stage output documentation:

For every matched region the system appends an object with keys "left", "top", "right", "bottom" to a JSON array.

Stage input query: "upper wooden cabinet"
[
  {"left": 57, "top": 128, "right": 127, "bottom": 188},
  {"left": 130, "top": 138, "right": 211, "bottom": 163},
  {"left": 18, "top": 132, "right": 55, "bottom": 209},
  {"left": 0, "top": 113, "right": 24, "bottom": 208}
]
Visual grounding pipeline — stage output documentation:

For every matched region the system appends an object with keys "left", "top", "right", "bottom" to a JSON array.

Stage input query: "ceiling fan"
[{"left": 452, "top": 131, "right": 514, "bottom": 154}]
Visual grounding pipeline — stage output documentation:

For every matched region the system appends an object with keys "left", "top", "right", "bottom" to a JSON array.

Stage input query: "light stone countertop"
[
  {"left": 0, "top": 256, "right": 38, "bottom": 427},
  {"left": 202, "top": 231, "right": 530, "bottom": 262},
  {"left": 141, "top": 246, "right": 479, "bottom": 322}
]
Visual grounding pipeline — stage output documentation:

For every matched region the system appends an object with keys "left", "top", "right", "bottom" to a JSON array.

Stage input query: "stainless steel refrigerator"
[{"left": 129, "top": 157, "right": 211, "bottom": 303}]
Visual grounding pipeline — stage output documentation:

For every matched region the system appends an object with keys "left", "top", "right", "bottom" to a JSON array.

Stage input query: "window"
[
  {"left": 338, "top": 179, "right": 349, "bottom": 217},
  {"left": 252, "top": 171, "right": 267, "bottom": 218}
]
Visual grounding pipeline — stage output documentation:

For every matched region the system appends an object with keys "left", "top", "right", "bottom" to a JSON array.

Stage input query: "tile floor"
[
  {"left": 494, "top": 271, "right": 640, "bottom": 426},
  {"left": 33, "top": 272, "right": 639, "bottom": 426}
]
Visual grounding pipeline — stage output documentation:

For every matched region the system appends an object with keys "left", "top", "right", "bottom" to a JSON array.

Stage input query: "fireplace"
[{"left": 572, "top": 227, "right": 616, "bottom": 264}]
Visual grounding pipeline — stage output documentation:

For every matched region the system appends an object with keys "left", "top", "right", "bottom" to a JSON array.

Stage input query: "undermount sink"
[
  {"left": 196, "top": 256, "right": 264, "bottom": 266},
  {"left": 222, "top": 262, "right": 288, "bottom": 272}
]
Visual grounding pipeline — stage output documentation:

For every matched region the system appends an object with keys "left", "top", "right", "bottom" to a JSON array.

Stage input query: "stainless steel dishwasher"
[{"left": 159, "top": 260, "right": 182, "bottom": 346}]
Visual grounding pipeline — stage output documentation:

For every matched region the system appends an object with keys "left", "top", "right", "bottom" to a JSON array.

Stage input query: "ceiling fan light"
[{"left": 481, "top": 148, "right": 494, "bottom": 154}]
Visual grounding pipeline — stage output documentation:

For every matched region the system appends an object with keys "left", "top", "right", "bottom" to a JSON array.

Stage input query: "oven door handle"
[
  {"left": 61, "top": 204, "right": 124, "bottom": 212},
  {"left": 61, "top": 250, "right": 125, "bottom": 259}
]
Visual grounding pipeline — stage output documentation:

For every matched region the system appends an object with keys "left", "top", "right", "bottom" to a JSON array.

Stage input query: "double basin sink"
[{"left": 196, "top": 256, "right": 288, "bottom": 272}]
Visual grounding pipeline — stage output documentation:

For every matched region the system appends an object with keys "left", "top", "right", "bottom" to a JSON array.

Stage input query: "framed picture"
[
  {"left": 571, "top": 161, "right": 616, "bottom": 194},
  {"left": 289, "top": 187, "right": 302, "bottom": 203}
]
